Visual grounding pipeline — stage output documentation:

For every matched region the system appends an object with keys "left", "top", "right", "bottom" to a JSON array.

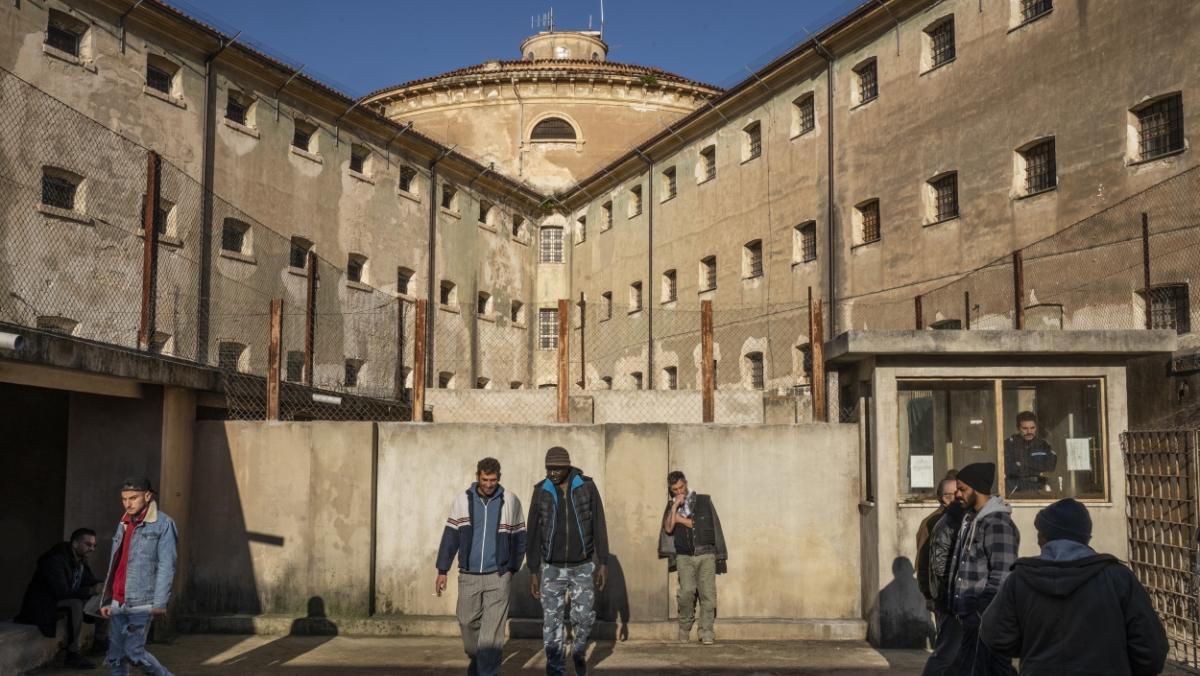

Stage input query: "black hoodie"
[{"left": 980, "top": 550, "right": 1167, "bottom": 676}]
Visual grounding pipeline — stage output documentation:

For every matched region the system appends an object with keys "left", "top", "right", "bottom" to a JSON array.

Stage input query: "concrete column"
[{"left": 159, "top": 386, "right": 195, "bottom": 627}]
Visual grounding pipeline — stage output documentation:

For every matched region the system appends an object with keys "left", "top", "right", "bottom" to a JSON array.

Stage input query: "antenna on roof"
[
  {"left": 532, "top": 8, "right": 555, "bottom": 33},
  {"left": 600, "top": 0, "right": 605, "bottom": 39}
]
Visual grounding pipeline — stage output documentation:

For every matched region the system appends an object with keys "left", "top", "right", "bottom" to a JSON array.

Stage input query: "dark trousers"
[
  {"left": 951, "top": 615, "right": 1016, "bottom": 676},
  {"left": 921, "top": 611, "right": 962, "bottom": 676}
]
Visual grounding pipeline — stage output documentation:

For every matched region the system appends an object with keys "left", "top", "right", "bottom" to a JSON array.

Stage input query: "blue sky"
[{"left": 164, "top": 0, "right": 865, "bottom": 97}]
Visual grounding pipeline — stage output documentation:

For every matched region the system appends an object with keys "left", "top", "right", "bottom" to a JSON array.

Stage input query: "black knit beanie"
[
  {"left": 545, "top": 446, "right": 571, "bottom": 468},
  {"left": 1035, "top": 498, "right": 1092, "bottom": 544},
  {"left": 956, "top": 463, "right": 995, "bottom": 494}
]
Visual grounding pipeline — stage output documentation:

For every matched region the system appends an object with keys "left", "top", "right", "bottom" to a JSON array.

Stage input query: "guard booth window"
[{"left": 898, "top": 378, "right": 1106, "bottom": 502}]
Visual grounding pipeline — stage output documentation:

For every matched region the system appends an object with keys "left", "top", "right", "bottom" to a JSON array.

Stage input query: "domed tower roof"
[{"left": 363, "top": 31, "right": 722, "bottom": 192}]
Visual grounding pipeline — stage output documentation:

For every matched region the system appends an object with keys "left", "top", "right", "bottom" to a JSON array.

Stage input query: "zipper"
[{"left": 479, "top": 496, "right": 490, "bottom": 573}]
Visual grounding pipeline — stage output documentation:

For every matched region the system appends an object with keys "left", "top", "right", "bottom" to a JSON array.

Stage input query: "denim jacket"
[{"left": 101, "top": 501, "right": 178, "bottom": 609}]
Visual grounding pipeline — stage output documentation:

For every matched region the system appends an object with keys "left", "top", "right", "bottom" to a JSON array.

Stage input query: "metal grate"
[
  {"left": 929, "top": 18, "right": 956, "bottom": 67},
  {"left": 663, "top": 270, "right": 677, "bottom": 302},
  {"left": 602, "top": 202, "right": 613, "bottom": 229},
  {"left": 1022, "top": 139, "right": 1057, "bottom": 194},
  {"left": 701, "top": 256, "right": 717, "bottom": 290},
  {"left": 1138, "top": 95, "right": 1185, "bottom": 161},
  {"left": 225, "top": 95, "right": 247, "bottom": 125},
  {"left": 1150, "top": 284, "right": 1192, "bottom": 334},
  {"left": 1123, "top": 431, "right": 1200, "bottom": 669},
  {"left": 857, "top": 62, "right": 878, "bottom": 103},
  {"left": 860, "top": 201, "right": 881, "bottom": 244},
  {"left": 41, "top": 173, "right": 77, "bottom": 210},
  {"left": 539, "top": 226, "right": 563, "bottom": 263},
  {"left": 630, "top": 186, "right": 643, "bottom": 216},
  {"left": 746, "top": 123, "right": 762, "bottom": 159},
  {"left": 796, "top": 96, "right": 815, "bottom": 134},
  {"left": 745, "top": 240, "right": 763, "bottom": 278},
  {"left": 932, "top": 173, "right": 959, "bottom": 222},
  {"left": 663, "top": 366, "right": 678, "bottom": 390},
  {"left": 398, "top": 166, "right": 416, "bottom": 193},
  {"left": 702, "top": 146, "right": 717, "bottom": 181},
  {"left": 1020, "top": 0, "right": 1053, "bottom": 23},
  {"left": 530, "top": 117, "right": 576, "bottom": 141},
  {"left": 664, "top": 168, "right": 677, "bottom": 199},
  {"left": 798, "top": 222, "right": 817, "bottom": 262},
  {"left": 45, "top": 25, "right": 80, "bottom": 56},
  {"left": 747, "top": 352, "right": 764, "bottom": 389},
  {"left": 220, "top": 220, "right": 247, "bottom": 253},
  {"left": 146, "top": 64, "right": 173, "bottom": 95},
  {"left": 538, "top": 308, "right": 558, "bottom": 349}
]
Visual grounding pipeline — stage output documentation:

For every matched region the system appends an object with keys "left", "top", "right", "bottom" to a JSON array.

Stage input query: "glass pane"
[
  {"left": 898, "top": 381, "right": 997, "bottom": 500},
  {"left": 1001, "top": 379, "right": 1104, "bottom": 500}
]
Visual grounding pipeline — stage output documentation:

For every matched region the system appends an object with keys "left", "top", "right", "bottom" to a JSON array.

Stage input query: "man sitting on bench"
[{"left": 15, "top": 528, "right": 104, "bottom": 670}]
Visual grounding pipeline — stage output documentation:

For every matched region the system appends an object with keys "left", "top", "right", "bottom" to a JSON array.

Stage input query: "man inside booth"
[{"left": 1003, "top": 411, "right": 1058, "bottom": 496}]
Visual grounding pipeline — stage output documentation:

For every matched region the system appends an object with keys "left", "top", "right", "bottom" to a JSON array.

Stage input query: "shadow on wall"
[
  {"left": 878, "top": 556, "right": 933, "bottom": 649},
  {"left": 183, "top": 428, "right": 261, "bottom": 615}
]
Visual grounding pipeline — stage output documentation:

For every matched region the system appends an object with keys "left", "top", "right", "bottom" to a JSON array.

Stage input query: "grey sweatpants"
[{"left": 456, "top": 572, "right": 511, "bottom": 676}]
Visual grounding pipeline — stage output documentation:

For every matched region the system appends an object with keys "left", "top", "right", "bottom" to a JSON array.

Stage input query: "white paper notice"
[
  {"left": 911, "top": 455, "right": 935, "bottom": 488},
  {"left": 1066, "top": 438, "right": 1092, "bottom": 471}
]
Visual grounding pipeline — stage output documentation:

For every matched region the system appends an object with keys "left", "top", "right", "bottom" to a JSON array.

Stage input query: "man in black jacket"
[
  {"left": 15, "top": 528, "right": 104, "bottom": 670},
  {"left": 527, "top": 446, "right": 609, "bottom": 676},
  {"left": 981, "top": 499, "right": 1168, "bottom": 676},
  {"left": 922, "top": 496, "right": 966, "bottom": 676},
  {"left": 659, "top": 470, "right": 728, "bottom": 645}
]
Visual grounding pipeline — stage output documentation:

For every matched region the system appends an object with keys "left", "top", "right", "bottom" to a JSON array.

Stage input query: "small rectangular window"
[
  {"left": 439, "top": 372, "right": 455, "bottom": 388},
  {"left": 397, "top": 268, "right": 413, "bottom": 295},
  {"left": 663, "top": 366, "right": 678, "bottom": 391},
  {"left": 218, "top": 342, "right": 245, "bottom": 372},
  {"left": 221, "top": 219, "right": 249, "bottom": 254},
  {"left": 576, "top": 214, "right": 587, "bottom": 243},
  {"left": 629, "top": 185, "right": 643, "bottom": 217},
  {"left": 1148, "top": 284, "right": 1190, "bottom": 334},
  {"left": 477, "top": 292, "right": 491, "bottom": 316},
  {"left": 146, "top": 62, "right": 173, "bottom": 94},
  {"left": 662, "top": 270, "right": 677, "bottom": 303},
  {"left": 292, "top": 120, "right": 317, "bottom": 152},
  {"left": 46, "top": 10, "right": 85, "bottom": 57},
  {"left": 41, "top": 171, "right": 78, "bottom": 210},
  {"left": 631, "top": 372, "right": 644, "bottom": 390},
  {"left": 347, "top": 254, "right": 366, "bottom": 283},
  {"left": 931, "top": 173, "right": 959, "bottom": 222},
  {"left": 629, "top": 281, "right": 643, "bottom": 312},
  {"left": 602, "top": 292, "right": 613, "bottom": 320},
  {"left": 511, "top": 300, "right": 524, "bottom": 324},
  {"left": 856, "top": 61, "right": 878, "bottom": 105},
  {"left": 290, "top": 237, "right": 312, "bottom": 269},
  {"left": 1136, "top": 94, "right": 1185, "bottom": 160},
  {"left": 662, "top": 167, "right": 677, "bottom": 200},
  {"left": 286, "top": 351, "right": 304, "bottom": 382},
  {"left": 539, "top": 308, "right": 559, "bottom": 349},
  {"left": 700, "top": 145, "right": 717, "bottom": 182},
  {"left": 927, "top": 18, "right": 956, "bottom": 68},
  {"left": 350, "top": 144, "right": 369, "bottom": 174},
  {"left": 1021, "top": 139, "right": 1056, "bottom": 195},
  {"left": 747, "top": 352, "right": 765, "bottom": 390},
  {"left": 701, "top": 255, "right": 717, "bottom": 291},
  {"left": 479, "top": 200, "right": 494, "bottom": 225},
  {"left": 399, "top": 166, "right": 418, "bottom": 193},
  {"left": 859, "top": 201, "right": 881, "bottom": 244},
  {"left": 744, "top": 240, "right": 763, "bottom": 279},
  {"left": 797, "top": 344, "right": 813, "bottom": 381},
  {"left": 793, "top": 95, "right": 815, "bottom": 136},
  {"left": 744, "top": 122, "right": 762, "bottom": 160},
  {"left": 1020, "top": 0, "right": 1052, "bottom": 23},
  {"left": 441, "top": 184, "right": 457, "bottom": 211},
  {"left": 795, "top": 222, "right": 817, "bottom": 263},
  {"left": 602, "top": 201, "right": 613, "bottom": 230},
  {"left": 226, "top": 91, "right": 249, "bottom": 125},
  {"left": 440, "top": 281, "right": 456, "bottom": 306},
  {"left": 540, "top": 226, "right": 564, "bottom": 263},
  {"left": 344, "top": 359, "right": 361, "bottom": 387}
]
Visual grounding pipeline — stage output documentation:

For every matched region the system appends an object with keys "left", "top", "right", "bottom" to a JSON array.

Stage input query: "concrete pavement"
[{"left": 30, "top": 635, "right": 930, "bottom": 675}]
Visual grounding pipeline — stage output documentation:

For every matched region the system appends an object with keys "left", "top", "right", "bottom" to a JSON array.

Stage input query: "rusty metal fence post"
[
  {"left": 138, "top": 150, "right": 160, "bottom": 350},
  {"left": 811, "top": 296, "right": 827, "bottom": 423},
  {"left": 304, "top": 250, "right": 317, "bottom": 387},
  {"left": 266, "top": 299, "right": 282, "bottom": 420},
  {"left": 411, "top": 299, "right": 427, "bottom": 422},
  {"left": 1012, "top": 250, "right": 1025, "bottom": 330},
  {"left": 557, "top": 298, "right": 569, "bottom": 422},
  {"left": 1143, "top": 212, "right": 1153, "bottom": 330},
  {"left": 701, "top": 300, "right": 714, "bottom": 423},
  {"left": 915, "top": 295, "right": 923, "bottom": 330}
]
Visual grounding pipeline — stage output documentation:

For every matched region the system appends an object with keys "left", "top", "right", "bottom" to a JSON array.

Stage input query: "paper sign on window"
[
  {"left": 1067, "top": 438, "right": 1092, "bottom": 472},
  {"left": 911, "top": 455, "right": 935, "bottom": 489}
]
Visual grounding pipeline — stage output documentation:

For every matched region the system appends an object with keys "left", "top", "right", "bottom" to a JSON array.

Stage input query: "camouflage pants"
[{"left": 540, "top": 562, "right": 596, "bottom": 676}]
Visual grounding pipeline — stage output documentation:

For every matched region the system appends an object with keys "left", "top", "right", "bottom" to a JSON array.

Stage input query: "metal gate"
[{"left": 1124, "top": 430, "right": 1200, "bottom": 669}]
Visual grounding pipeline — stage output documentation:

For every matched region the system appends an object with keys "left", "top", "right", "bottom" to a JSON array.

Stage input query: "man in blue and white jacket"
[{"left": 435, "top": 457, "right": 526, "bottom": 676}]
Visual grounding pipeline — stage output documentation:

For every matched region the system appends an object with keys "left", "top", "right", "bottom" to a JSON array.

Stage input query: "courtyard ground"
[{"left": 30, "top": 635, "right": 931, "bottom": 675}]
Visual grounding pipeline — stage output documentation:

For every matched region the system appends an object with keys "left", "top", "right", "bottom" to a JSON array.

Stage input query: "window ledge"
[
  {"left": 740, "top": 155, "right": 761, "bottom": 166},
  {"left": 223, "top": 118, "right": 260, "bottom": 138},
  {"left": 36, "top": 203, "right": 93, "bottom": 225},
  {"left": 440, "top": 207, "right": 461, "bottom": 219},
  {"left": 661, "top": 194, "right": 677, "bottom": 204},
  {"left": 539, "top": 261, "right": 565, "bottom": 266},
  {"left": 1008, "top": 8, "right": 1053, "bottom": 33},
  {"left": 43, "top": 44, "right": 96, "bottom": 72},
  {"left": 789, "top": 129, "right": 815, "bottom": 141},
  {"left": 743, "top": 273, "right": 764, "bottom": 282},
  {"left": 850, "top": 96, "right": 878, "bottom": 112},
  {"left": 142, "top": 85, "right": 187, "bottom": 109},
  {"left": 347, "top": 280, "right": 373, "bottom": 292},
  {"left": 920, "top": 57, "right": 956, "bottom": 77},
  {"left": 348, "top": 169, "right": 375, "bottom": 185},
  {"left": 698, "top": 287, "right": 717, "bottom": 298},
  {"left": 792, "top": 258, "right": 817, "bottom": 267},
  {"left": 395, "top": 291, "right": 416, "bottom": 301},
  {"left": 1014, "top": 186, "right": 1057, "bottom": 201},
  {"left": 438, "top": 304, "right": 460, "bottom": 314},
  {"left": 512, "top": 322, "right": 527, "bottom": 330},
  {"left": 397, "top": 188, "right": 420, "bottom": 203},
  {"left": 136, "top": 229, "right": 184, "bottom": 248},
  {"left": 924, "top": 215, "right": 960, "bottom": 227},
  {"left": 697, "top": 176, "right": 715, "bottom": 186},
  {"left": 478, "top": 222, "right": 499, "bottom": 234},
  {"left": 851, "top": 239, "right": 881, "bottom": 251},
  {"left": 1127, "top": 148, "right": 1187, "bottom": 167},
  {"left": 219, "top": 250, "right": 257, "bottom": 265},
  {"left": 478, "top": 314, "right": 495, "bottom": 323},
  {"left": 629, "top": 211, "right": 643, "bottom": 219},
  {"left": 512, "top": 236, "right": 529, "bottom": 246},
  {"left": 627, "top": 308, "right": 644, "bottom": 316},
  {"left": 290, "top": 146, "right": 323, "bottom": 164},
  {"left": 287, "top": 265, "right": 309, "bottom": 278},
  {"left": 660, "top": 298, "right": 678, "bottom": 307}
]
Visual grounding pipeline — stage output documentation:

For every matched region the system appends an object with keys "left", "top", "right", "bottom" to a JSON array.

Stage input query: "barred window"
[
  {"left": 663, "top": 366, "right": 678, "bottom": 390},
  {"left": 399, "top": 166, "right": 418, "bottom": 194},
  {"left": 349, "top": 144, "right": 369, "bottom": 174},
  {"left": 700, "top": 145, "right": 717, "bottom": 182},
  {"left": 1020, "top": 0, "right": 1052, "bottom": 23},
  {"left": 747, "top": 352, "right": 765, "bottom": 390},
  {"left": 744, "top": 121, "right": 762, "bottom": 160},
  {"left": 344, "top": 359, "right": 361, "bottom": 387},
  {"left": 629, "top": 185, "right": 643, "bottom": 217},
  {"left": 1021, "top": 139, "right": 1056, "bottom": 194},
  {"left": 397, "top": 267, "right": 414, "bottom": 295},
  {"left": 602, "top": 292, "right": 613, "bottom": 320},
  {"left": 662, "top": 270, "right": 677, "bottom": 303},
  {"left": 441, "top": 184, "right": 458, "bottom": 211},
  {"left": 700, "top": 256, "right": 717, "bottom": 291},
  {"left": 41, "top": 169, "right": 79, "bottom": 210},
  {"left": 795, "top": 222, "right": 817, "bottom": 263},
  {"left": 927, "top": 18, "right": 955, "bottom": 68},
  {"left": 531, "top": 117, "right": 576, "bottom": 141},
  {"left": 1148, "top": 284, "right": 1190, "bottom": 334},
  {"left": 629, "top": 282, "right": 643, "bottom": 312},
  {"left": 292, "top": 119, "right": 317, "bottom": 152},
  {"left": 347, "top": 254, "right": 367, "bottom": 283},
  {"left": 221, "top": 219, "right": 250, "bottom": 254},
  {"left": 440, "top": 280, "right": 456, "bottom": 306},
  {"left": 662, "top": 167, "right": 677, "bottom": 200},
  {"left": 931, "top": 173, "right": 959, "bottom": 222},
  {"left": 858, "top": 200, "right": 881, "bottom": 244},
  {"left": 744, "top": 239, "right": 763, "bottom": 278},
  {"left": 539, "top": 308, "right": 559, "bottom": 349},
  {"left": 1136, "top": 94, "right": 1184, "bottom": 160},
  {"left": 540, "top": 226, "right": 564, "bottom": 263},
  {"left": 793, "top": 95, "right": 815, "bottom": 136},
  {"left": 46, "top": 10, "right": 85, "bottom": 57},
  {"left": 146, "top": 58, "right": 175, "bottom": 95},
  {"left": 290, "top": 237, "right": 313, "bottom": 269},
  {"left": 602, "top": 201, "right": 613, "bottom": 230},
  {"left": 226, "top": 90, "right": 250, "bottom": 125},
  {"left": 286, "top": 351, "right": 304, "bottom": 382},
  {"left": 856, "top": 60, "right": 878, "bottom": 104}
]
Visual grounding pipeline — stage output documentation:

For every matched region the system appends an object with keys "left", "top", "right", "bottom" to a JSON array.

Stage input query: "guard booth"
[{"left": 825, "top": 329, "right": 1177, "bottom": 647}]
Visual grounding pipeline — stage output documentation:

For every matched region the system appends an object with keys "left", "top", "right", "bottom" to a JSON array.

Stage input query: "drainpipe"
[
  {"left": 814, "top": 39, "right": 837, "bottom": 338},
  {"left": 634, "top": 149, "right": 654, "bottom": 390},
  {"left": 196, "top": 32, "right": 239, "bottom": 364},
  {"left": 425, "top": 146, "right": 456, "bottom": 387},
  {"left": 512, "top": 77, "right": 525, "bottom": 179}
]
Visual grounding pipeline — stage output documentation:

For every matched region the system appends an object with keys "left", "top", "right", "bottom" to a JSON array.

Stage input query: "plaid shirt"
[{"left": 950, "top": 495, "right": 1020, "bottom": 617}]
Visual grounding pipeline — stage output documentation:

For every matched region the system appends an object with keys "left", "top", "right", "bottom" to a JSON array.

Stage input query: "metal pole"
[
  {"left": 304, "top": 251, "right": 317, "bottom": 387},
  {"left": 267, "top": 299, "right": 282, "bottom": 420},
  {"left": 701, "top": 300, "right": 715, "bottom": 423},
  {"left": 964, "top": 291, "right": 971, "bottom": 330},
  {"left": 811, "top": 297, "right": 827, "bottom": 423},
  {"left": 557, "top": 299, "right": 570, "bottom": 422},
  {"left": 915, "top": 295, "right": 923, "bottom": 330},
  {"left": 394, "top": 299, "right": 407, "bottom": 401},
  {"left": 1012, "top": 250, "right": 1025, "bottom": 330},
  {"left": 578, "top": 292, "right": 586, "bottom": 388},
  {"left": 138, "top": 150, "right": 159, "bottom": 350},
  {"left": 1142, "top": 212, "right": 1152, "bottom": 329},
  {"left": 411, "top": 300, "right": 427, "bottom": 422}
]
